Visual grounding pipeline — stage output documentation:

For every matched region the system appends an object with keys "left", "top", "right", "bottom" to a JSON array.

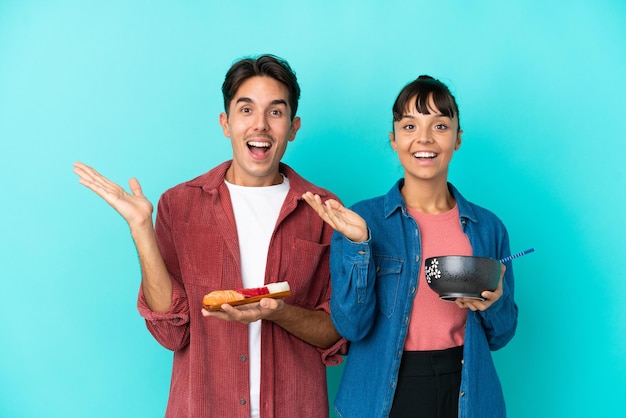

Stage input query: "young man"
[{"left": 74, "top": 54, "right": 344, "bottom": 418}]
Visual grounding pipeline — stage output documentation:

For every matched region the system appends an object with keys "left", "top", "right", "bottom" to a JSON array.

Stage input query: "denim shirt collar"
[{"left": 383, "top": 179, "right": 479, "bottom": 224}]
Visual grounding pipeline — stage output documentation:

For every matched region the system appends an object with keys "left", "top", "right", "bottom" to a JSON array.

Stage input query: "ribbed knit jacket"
[{"left": 137, "top": 161, "right": 346, "bottom": 418}]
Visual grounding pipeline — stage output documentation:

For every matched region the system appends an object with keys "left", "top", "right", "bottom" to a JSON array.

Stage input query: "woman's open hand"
[{"left": 302, "top": 192, "right": 368, "bottom": 242}]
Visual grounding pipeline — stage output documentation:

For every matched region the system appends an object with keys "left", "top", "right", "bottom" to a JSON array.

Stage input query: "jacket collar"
[
  {"left": 383, "top": 179, "right": 478, "bottom": 224},
  {"left": 184, "top": 160, "right": 332, "bottom": 198}
]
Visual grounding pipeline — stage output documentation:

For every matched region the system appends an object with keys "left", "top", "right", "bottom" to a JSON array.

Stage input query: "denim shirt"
[{"left": 330, "top": 180, "right": 518, "bottom": 418}]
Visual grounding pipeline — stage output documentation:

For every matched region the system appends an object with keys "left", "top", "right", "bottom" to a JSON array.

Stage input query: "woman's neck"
[{"left": 401, "top": 177, "right": 455, "bottom": 214}]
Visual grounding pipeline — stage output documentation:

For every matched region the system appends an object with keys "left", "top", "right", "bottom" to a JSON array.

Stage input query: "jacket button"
[
  {"left": 460, "top": 392, "right": 465, "bottom": 397},
  {"left": 240, "top": 398, "right": 247, "bottom": 405},
  {"left": 240, "top": 355, "right": 247, "bottom": 362}
]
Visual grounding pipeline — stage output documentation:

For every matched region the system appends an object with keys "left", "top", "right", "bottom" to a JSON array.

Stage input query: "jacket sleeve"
[
  {"left": 315, "top": 296, "right": 349, "bottom": 365},
  {"left": 476, "top": 225, "right": 518, "bottom": 351},
  {"left": 329, "top": 230, "right": 378, "bottom": 342},
  {"left": 136, "top": 193, "right": 191, "bottom": 351},
  {"left": 312, "top": 222, "right": 349, "bottom": 365},
  {"left": 137, "top": 282, "right": 190, "bottom": 351}
]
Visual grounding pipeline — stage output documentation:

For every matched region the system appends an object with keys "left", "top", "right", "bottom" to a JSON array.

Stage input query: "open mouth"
[
  {"left": 247, "top": 140, "right": 272, "bottom": 157},
  {"left": 413, "top": 151, "right": 437, "bottom": 159}
]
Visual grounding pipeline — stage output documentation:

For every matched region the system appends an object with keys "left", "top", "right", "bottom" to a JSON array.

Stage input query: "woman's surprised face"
[{"left": 389, "top": 95, "right": 462, "bottom": 183}]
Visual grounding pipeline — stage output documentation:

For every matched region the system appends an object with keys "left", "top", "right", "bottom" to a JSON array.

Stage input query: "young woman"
[{"left": 304, "top": 75, "right": 518, "bottom": 418}]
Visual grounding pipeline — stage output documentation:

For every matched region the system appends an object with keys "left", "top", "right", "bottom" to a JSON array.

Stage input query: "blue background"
[{"left": 1, "top": 0, "right": 625, "bottom": 417}]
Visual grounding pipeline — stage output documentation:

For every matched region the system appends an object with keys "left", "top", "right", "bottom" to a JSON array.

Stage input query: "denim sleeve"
[
  {"left": 476, "top": 269, "right": 518, "bottom": 350},
  {"left": 329, "top": 229, "right": 378, "bottom": 341},
  {"left": 476, "top": 227, "right": 519, "bottom": 351}
]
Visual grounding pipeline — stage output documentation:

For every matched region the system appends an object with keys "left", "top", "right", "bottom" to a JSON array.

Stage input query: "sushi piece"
[{"left": 202, "top": 282, "right": 291, "bottom": 310}]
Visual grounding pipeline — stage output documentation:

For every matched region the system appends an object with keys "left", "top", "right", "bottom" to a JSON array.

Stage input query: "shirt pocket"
[
  {"left": 172, "top": 221, "right": 225, "bottom": 288},
  {"left": 281, "top": 238, "right": 330, "bottom": 308},
  {"left": 374, "top": 256, "right": 404, "bottom": 318}
]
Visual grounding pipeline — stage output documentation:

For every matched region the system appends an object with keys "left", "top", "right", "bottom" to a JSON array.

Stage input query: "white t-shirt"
[{"left": 225, "top": 175, "right": 289, "bottom": 418}]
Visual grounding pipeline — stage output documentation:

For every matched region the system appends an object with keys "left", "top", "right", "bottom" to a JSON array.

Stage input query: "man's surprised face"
[{"left": 220, "top": 76, "right": 300, "bottom": 187}]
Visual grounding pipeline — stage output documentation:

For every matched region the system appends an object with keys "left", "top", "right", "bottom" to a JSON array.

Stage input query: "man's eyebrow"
[
  {"left": 270, "top": 99, "right": 288, "bottom": 107},
  {"left": 234, "top": 97, "right": 287, "bottom": 107}
]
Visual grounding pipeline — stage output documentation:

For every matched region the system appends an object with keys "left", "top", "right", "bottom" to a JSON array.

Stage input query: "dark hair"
[
  {"left": 392, "top": 75, "right": 460, "bottom": 131},
  {"left": 221, "top": 54, "right": 301, "bottom": 120}
]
